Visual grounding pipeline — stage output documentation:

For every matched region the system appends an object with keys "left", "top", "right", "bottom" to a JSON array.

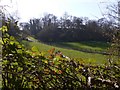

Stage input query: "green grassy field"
[
  {"left": 48, "top": 41, "right": 110, "bottom": 52},
  {"left": 22, "top": 40, "right": 109, "bottom": 64}
]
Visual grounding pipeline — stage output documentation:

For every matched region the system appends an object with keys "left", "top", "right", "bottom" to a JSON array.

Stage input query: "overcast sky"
[{"left": 0, "top": 0, "right": 117, "bottom": 22}]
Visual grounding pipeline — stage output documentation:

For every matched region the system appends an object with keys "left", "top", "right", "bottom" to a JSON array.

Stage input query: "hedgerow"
[{"left": 1, "top": 20, "right": 120, "bottom": 89}]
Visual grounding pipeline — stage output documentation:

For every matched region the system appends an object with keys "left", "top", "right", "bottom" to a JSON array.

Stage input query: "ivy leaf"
[
  {"left": 0, "top": 26, "right": 8, "bottom": 32},
  {"left": 10, "top": 36, "right": 15, "bottom": 41},
  {"left": 3, "top": 60, "right": 9, "bottom": 65},
  {"left": 31, "top": 46, "right": 39, "bottom": 52},
  {"left": 12, "top": 62, "right": 18, "bottom": 66}
]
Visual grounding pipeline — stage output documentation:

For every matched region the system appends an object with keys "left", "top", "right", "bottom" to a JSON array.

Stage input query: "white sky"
[{"left": 0, "top": 0, "right": 117, "bottom": 22}]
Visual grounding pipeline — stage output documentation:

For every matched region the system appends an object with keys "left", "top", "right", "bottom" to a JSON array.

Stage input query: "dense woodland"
[{"left": 15, "top": 13, "right": 115, "bottom": 42}]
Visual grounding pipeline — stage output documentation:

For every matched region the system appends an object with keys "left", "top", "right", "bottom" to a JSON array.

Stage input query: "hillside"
[
  {"left": 46, "top": 41, "right": 110, "bottom": 54},
  {"left": 21, "top": 39, "right": 109, "bottom": 64}
]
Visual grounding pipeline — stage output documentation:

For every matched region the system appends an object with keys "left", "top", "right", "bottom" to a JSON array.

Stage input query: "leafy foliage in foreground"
[{"left": 1, "top": 22, "right": 120, "bottom": 89}]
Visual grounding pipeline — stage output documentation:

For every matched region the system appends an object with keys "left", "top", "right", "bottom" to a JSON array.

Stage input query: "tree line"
[{"left": 19, "top": 13, "right": 115, "bottom": 42}]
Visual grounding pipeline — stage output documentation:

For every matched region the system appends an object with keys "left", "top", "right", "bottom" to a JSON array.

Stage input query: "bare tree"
[{"left": 105, "top": 1, "right": 120, "bottom": 64}]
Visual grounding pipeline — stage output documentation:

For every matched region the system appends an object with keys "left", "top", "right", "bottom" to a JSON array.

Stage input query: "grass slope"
[
  {"left": 48, "top": 41, "right": 110, "bottom": 53},
  {"left": 22, "top": 40, "right": 109, "bottom": 64}
]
